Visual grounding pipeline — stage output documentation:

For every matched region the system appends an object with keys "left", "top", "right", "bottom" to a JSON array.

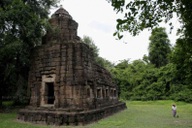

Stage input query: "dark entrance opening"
[{"left": 46, "top": 82, "right": 55, "bottom": 104}]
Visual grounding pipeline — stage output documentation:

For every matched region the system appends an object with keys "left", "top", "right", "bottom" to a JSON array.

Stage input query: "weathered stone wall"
[
  {"left": 42, "top": 7, "right": 80, "bottom": 44},
  {"left": 18, "top": 102, "right": 126, "bottom": 126},
  {"left": 18, "top": 7, "right": 126, "bottom": 126},
  {"left": 28, "top": 41, "right": 118, "bottom": 110}
]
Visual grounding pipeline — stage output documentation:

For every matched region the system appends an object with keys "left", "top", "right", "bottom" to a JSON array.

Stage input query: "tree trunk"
[
  {"left": 0, "top": 98, "right": 2, "bottom": 108},
  {"left": 0, "top": 88, "right": 2, "bottom": 111}
]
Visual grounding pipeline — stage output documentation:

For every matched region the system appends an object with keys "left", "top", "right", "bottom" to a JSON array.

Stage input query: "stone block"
[{"left": 18, "top": 6, "right": 126, "bottom": 126}]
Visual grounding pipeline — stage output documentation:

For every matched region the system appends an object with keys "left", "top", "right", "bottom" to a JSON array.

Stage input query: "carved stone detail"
[{"left": 18, "top": 7, "right": 126, "bottom": 126}]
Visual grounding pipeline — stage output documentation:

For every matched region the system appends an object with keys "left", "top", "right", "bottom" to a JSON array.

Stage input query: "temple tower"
[{"left": 17, "top": 7, "right": 126, "bottom": 125}]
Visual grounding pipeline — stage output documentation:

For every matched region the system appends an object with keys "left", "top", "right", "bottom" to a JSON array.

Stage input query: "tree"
[
  {"left": 108, "top": 0, "right": 192, "bottom": 70},
  {"left": 82, "top": 35, "right": 99, "bottom": 59},
  {"left": 95, "top": 56, "right": 114, "bottom": 71},
  {"left": 108, "top": 0, "right": 192, "bottom": 102},
  {"left": 142, "top": 54, "right": 150, "bottom": 64},
  {"left": 111, "top": 59, "right": 130, "bottom": 99},
  {"left": 108, "top": 0, "right": 192, "bottom": 38},
  {"left": 111, "top": 59, "right": 178, "bottom": 101},
  {"left": 114, "top": 59, "right": 129, "bottom": 69},
  {"left": 0, "top": 0, "right": 59, "bottom": 106},
  {"left": 148, "top": 27, "right": 171, "bottom": 68},
  {"left": 111, "top": 59, "right": 161, "bottom": 100},
  {"left": 82, "top": 35, "right": 114, "bottom": 70},
  {"left": 170, "top": 38, "right": 192, "bottom": 85}
]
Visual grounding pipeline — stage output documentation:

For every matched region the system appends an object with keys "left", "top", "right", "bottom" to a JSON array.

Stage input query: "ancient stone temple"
[{"left": 17, "top": 7, "right": 126, "bottom": 125}]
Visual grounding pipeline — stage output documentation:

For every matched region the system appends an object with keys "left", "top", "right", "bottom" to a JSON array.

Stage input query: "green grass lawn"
[{"left": 0, "top": 100, "right": 192, "bottom": 128}]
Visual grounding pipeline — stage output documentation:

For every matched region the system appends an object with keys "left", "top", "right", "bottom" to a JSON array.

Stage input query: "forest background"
[{"left": 0, "top": 0, "right": 192, "bottom": 109}]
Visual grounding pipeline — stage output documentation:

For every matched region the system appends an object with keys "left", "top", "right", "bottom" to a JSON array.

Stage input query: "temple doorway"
[{"left": 46, "top": 82, "right": 55, "bottom": 104}]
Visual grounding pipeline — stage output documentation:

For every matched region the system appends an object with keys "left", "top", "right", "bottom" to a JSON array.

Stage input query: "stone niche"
[{"left": 17, "top": 7, "right": 126, "bottom": 126}]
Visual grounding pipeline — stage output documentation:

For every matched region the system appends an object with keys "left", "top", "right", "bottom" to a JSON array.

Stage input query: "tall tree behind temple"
[
  {"left": 171, "top": 38, "right": 192, "bottom": 85},
  {"left": 0, "top": 0, "right": 59, "bottom": 106},
  {"left": 82, "top": 36, "right": 114, "bottom": 70},
  {"left": 82, "top": 36, "right": 99, "bottom": 59},
  {"left": 109, "top": 0, "right": 192, "bottom": 83},
  {"left": 148, "top": 27, "right": 171, "bottom": 68},
  {"left": 108, "top": 0, "right": 192, "bottom": 101}
]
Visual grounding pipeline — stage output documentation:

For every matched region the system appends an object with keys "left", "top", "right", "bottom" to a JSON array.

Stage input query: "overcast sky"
[{"left": 50, "top": 0, "right": 180, "bottom": 63}]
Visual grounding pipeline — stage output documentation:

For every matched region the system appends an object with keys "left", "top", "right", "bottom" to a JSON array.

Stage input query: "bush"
[{"left": 170, "top": 84, "right": 192, "bottom": 103}]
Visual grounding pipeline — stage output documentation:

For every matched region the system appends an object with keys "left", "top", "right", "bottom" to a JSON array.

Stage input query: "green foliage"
[
  {"left": 109, "top": 1, "right": 192, "bottom": 92},
  {"left": 110, "top": 47, "right": 192, "bottom": 102},
  {"left": 170, "top": 84, "right": 192, "bottom": 103},
  {"left": 127, "top": 60, "right": 159, "bottom": 100},
  {"left": 111, "top": 58, "right": 185, "bottom": 101},
  {"left": 1, "top": 101, "right": 192, "bottom": 128},
  {"left": 111, "top": 59, "right": 154, "bottom": 100},
  {"left": 148, "top": 27, "right": 171, "bottom": 68},
  {"left": 108, "top": 0, "right": 192, "bottom": 38},
  {"left": 0, "top": 0, "right": 58, "bottom": 45},
  {"left": 0, "top": 0, "right": 59, "bottom": 105},
  {"left": 109, "top": 0, "right": 192, "bottom": 90},
  {"left": 82, "top": 35, "right": 114, "bottom": 70},
  {"left": 109, "top": 25, "right": 192, "bottom": 102},
  {"left": 95, "top": 56, "right": 114, "bottom": 71},
  {"left": 170, "top": 38, "right": 192, "bottom": 85},
  {"left": 114, "top": 59, "right": 129, "bottom": 69},
  {"left": 111, "top": 60, "right": 130, "bottom": 99},
  {"left": 82, "top": 35, "right": 99, "bottom": 59}
]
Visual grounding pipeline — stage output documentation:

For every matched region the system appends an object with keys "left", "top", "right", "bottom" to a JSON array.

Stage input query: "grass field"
[{"left": 0, "top": 100, "right": 192, "bottom": 128}]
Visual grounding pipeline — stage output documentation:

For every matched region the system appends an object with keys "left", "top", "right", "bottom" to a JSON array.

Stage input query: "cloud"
[
  {"left": 89, "top": 21, "right": 113, "bottom": 33},
  {"left": 50, "top": 0, "right": 179, "bottom": 62}
]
